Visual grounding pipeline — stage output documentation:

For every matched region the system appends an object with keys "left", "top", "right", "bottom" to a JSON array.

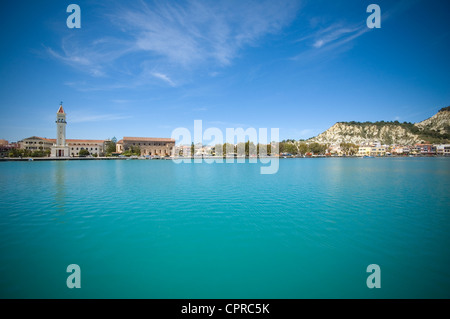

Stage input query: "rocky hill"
[
  {"left": 415, "top": 106, "right": 450, "bottom": 134},
  {"left": 309, "top": 106, "right": 450, "bottom": 145}
]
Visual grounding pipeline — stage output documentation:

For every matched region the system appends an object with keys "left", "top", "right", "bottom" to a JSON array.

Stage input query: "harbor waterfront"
[{"left": 0, "top": 157, "right": 449, "bottom": 298}]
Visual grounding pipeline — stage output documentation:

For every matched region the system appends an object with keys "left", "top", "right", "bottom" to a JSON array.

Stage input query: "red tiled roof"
[
  {"left": 41, "top": 137, "right": 105, "bottom": 144},
  {"left": 20, "top": 136, "right": 52, "bottom": 142},
  {"left": 21, "top": 136, "right": 104, "bottom": 144},
  {"left": 123, "top": 137, "right": 175, "bottom": 142},
  {"left": 57, "top": 105, "right": 65, "bottom": 113}
]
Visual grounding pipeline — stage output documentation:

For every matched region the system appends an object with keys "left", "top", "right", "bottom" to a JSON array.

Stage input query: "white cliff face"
[
  {"left": 309, "top": 123, "right": 420, "bottom": 145},
  {"left": 415, "top": 109, "right": 450, "bottom": 134},
  {"left": 308, "top": 109, "right": 450, "bottom": 145}
]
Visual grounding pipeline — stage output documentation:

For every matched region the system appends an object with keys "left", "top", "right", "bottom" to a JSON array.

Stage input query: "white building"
[
  {"left": 357, "top": 146, "right": 387, "bottom": 156},
  {"left": 17, "top": 104, "right": 107, "bottom": 157},
  {"left": 436, "top": 144, "right": 450, "bottom": 156}
]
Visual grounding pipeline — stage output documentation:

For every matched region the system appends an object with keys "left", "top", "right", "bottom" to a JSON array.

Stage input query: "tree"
[
  {"left": 106, "top": 137, "right": 117, "bottom": 154},
  {"left": 257, "top": 143, "right": 271, "bottom": 156},
  {"left": 340, "top": 142, "right": 359, "bottom": 156},
  {"left": 439, "top": 106, "right": 450, "bottom": 113},
  {"left": 190, "top": 142, "right": 194, "bottom": 157},
  {"left": 245, "top": 141, "right": 257, "bottom": 156},
  {"left": 79, "top": 149, "right": 90, "bottom": 156},
  {"left": 129, "top": 145, "right": 140, "bottom": 155},
  {"left": 213, "top": 144, "right": 223, "bottom": 156},
  {"left": 8, "top": 148, "right": 20, "bottom": 157},
  {"left": 9, "top": 148, "right": 32, "bottom": 157},
  {"left": 122, "top": 145, "right": 140, "bottom": 156},
  {"left": 222, "top": 143, "right": 234, "bottom": 155},
  {"left": 30, "top": 150, "right": 50, "bottom": 157},
  {"left": 309, "top": 142, "right": 327, "bottom": 155},
  {"left": 284, "top": 143, "right": 298, "bottom": 155},
  {"left": 298, "top": 143, "right": 308, "bottom": 155},
  {"left": 279, "top": 142, "right": 287, "bottom": 153},
  {"left": 236, "top": 142, "right": 246, "bottom": 156}
]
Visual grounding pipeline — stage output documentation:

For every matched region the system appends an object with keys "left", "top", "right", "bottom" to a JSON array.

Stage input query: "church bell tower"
[
  {"left": 56, "top": 103, "right": 67, "bottom": 146},
  {"left": 51, "top": 102, "right": 70, "bottom": 157}
]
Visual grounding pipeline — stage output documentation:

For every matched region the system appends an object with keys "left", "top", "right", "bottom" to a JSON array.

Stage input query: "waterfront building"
[
  {"left": 0, "top": 139, "right": 8, "bottom": 157},
  {"left": 18, "top": 104, "right": 107, "bottom": 157},
  {"left": 174, "top": 145, "right": 192, "bottom": 157},
  {"left": 413, "top": 144, "right": 436, "bottom": 155},
  {"left": 194, "top": 145, "right": 213, "bottom": 156},
  {"left": 0, "top": 140, "right": 18, "bottom": 158},
  {"left": 116, "top": 137, "right": 175, "bottom": 157},
  {"left": 67, "top": 139, "right": 107, "bottom": 157},
  {"left": 357, "top": 146, "right": 386, "bottom": 157},
  {"left": 328, "top": 144, "right": 343, "bottom": 156},
  {"left": 19, "top": 136, "right": 107, "bottom": 157},
  {"left": 436, "top": 144, "right": 450, "bottom": 156},
  {"left": 19, "top": 136, "right": 54, "bottom": 151},
  {"left": 392, "top": 146, "right": 411, "bottom": 155}
]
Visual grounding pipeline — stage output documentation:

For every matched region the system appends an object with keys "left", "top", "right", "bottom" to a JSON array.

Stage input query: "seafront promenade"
[
  {"left": 0, "top": 157, "right": 129, "bottom": 162},
  {"left": 1, "top": 154, "right": 448, "bottom": 162}
]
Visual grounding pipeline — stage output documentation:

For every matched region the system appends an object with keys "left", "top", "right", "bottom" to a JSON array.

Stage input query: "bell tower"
[
  {"left": 56, "top": 103, "right": 67, "bottom": 146},
  {"left": 51, "top": 102, "right": 70, "bottom": 157}
]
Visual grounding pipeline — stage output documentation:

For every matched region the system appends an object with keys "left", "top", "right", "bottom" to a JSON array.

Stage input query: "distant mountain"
[{"left": 308, "top": 106, "right": 450, "bottom": 145}]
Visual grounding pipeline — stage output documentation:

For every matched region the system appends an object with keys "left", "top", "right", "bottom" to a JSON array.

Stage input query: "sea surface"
[{"left": 0, "top": 158, "right": 449, "bottom": 298}]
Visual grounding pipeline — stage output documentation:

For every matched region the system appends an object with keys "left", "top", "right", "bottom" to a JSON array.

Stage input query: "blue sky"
[{"left": 0, "top": 0, "right": 449, "bottom": 142}]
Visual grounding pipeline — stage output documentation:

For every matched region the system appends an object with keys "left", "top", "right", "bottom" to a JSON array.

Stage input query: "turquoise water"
[{"left": 0, "top": 158, "right": 449, "bottom": 298}]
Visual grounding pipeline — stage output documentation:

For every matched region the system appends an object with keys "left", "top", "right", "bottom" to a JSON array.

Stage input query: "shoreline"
[{"left": 0, "top": 155, "right": 449, "bottom": 162}]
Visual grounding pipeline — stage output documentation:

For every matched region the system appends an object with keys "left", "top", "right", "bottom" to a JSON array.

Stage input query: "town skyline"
[
  {"left": 1, "top": 101, "right": 449, "bottom": 147},
  {"left": 2, "top": 102, "right": 448, "bottom": 159}
]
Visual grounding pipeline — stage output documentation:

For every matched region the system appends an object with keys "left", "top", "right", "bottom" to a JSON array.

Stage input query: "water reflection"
[{"left": 53, "top": 161, "right": 67, "bottom": 222}]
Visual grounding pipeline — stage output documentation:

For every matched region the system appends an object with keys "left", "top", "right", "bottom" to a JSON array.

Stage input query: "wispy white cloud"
[
  {"left": 116, "top": 0, "right": 300, "bottom": 66},
  {"left": 63, "top": 80, "right": 138, "bottom": 92},
  {"left": 293, "top": 22, "right": 369, "bottom": 61},
  {"left": 312, "top": 39, "right": 324, "bottom": 48},
  {"left": 46, "top": 0, "right": 301, "bottom": 88},
  {"left": 312, "top": 25, "right": 362, "bottom": 48},
  {"left": 151, "top": 72, "right": 176, "bottom": 87},
  {"left": 44, "top": 35, "right": 134, "bottom": 78},
  {"left": 293, "top": 0, "right": 420, "bottom": 61},
  {"left": 46, "top": 46, "right": 104, "bottom": 77}
]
